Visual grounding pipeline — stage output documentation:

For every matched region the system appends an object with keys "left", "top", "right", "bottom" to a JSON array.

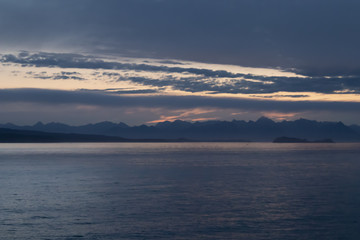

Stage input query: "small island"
[{"left": 273, "top": 137, "right": 335, "bottom": 143}]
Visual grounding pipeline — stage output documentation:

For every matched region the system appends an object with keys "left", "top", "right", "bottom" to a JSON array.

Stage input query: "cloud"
[
  {"left": 0, "top": 88, "right": 359, "bottom": 113},
  {"left": 251, "top": 94, "right": 310, "bottom": 99},
  {"left": 125, "top": 75, "right": 360, "bottom": 94},
  {"left": 3, "top": 52, "right": 360, "bottom": 94},
  {"left": 85, "top": 88, "right": 162, "bottom": 94},
  {"left": 156, "top": 60, "right": 184, "bottom": 65},
  {"left": 1, "top": 52, "right": 244, "bottom": 78},
  {"left": 25, "top": 71, "right": 84, "bottom": 80}
]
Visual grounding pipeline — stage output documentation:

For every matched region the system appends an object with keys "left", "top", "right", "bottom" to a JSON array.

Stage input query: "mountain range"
[{"left": 1, "top": 117, "right": 360, "bottom": 142}]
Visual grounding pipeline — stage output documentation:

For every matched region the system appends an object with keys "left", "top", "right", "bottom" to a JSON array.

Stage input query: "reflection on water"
[{"left": 1, "top": 143, "right": 360, "bottom": 239}]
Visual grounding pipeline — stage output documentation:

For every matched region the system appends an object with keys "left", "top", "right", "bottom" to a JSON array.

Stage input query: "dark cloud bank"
[
  {"left": 1, "top": 0, "right": 360, "bottom": 76},
  {"left": 0, "top": 88, "right": 359, "bottom": 113}
]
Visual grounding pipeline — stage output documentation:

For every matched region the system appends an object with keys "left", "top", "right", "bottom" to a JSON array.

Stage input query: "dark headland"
[{"left": 0, "top": 128, "right": 192, "bottom": 143}]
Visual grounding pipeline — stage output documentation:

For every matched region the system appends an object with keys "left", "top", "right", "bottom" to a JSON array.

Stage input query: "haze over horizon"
[{"left": 1, "top": 0, "right": 360, "bottom": 125}]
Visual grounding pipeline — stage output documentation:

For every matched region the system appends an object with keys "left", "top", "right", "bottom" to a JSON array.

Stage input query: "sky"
[{"left": 1, "top": 0, "right": 360, "bottom": 125}]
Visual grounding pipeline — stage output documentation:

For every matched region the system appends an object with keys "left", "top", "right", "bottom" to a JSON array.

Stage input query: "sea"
[{"left": 1, "top": 142, "right": 360, "bottom": 240}]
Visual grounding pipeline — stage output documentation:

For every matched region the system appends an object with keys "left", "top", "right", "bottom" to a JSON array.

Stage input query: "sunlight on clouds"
[
  {"left": 262, "top": 112, "right": 299, "bottom": 121},
  {"left": 147, "top": 108, "right": 217, "bottom": 123},
  {"left": 246, "top": 92, "right": 360, "bottom": 102},
  {"left": 1, "top": 52, "right": 360, "bottom": 106},
  {"left": 0, "top": 64, "right": 148, "bottom": 91}
]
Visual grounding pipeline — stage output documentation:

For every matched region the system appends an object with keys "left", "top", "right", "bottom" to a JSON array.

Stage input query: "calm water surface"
[{"left": 1, "top": 142, "right": 360, "bottom": 240}]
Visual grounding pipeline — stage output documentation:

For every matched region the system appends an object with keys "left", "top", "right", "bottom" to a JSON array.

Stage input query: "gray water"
[{"left": 1, "top": 142, "right": 360, "bottom": 240}]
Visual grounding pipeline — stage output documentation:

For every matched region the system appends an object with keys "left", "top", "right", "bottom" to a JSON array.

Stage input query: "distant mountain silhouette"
[
  {"left": 1, "top": 117, "right": 360, "bottom": 142},
  {"left": 350, "top": 125, "right": 360, "bottom": 135}
]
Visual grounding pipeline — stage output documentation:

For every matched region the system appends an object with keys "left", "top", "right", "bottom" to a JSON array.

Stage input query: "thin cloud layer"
[
  {"left": 0, "top": 88, "right": 359, "bottom": 113},
  {"left": 26, "top": 71, "right": 84, "bottom": 80},
  {"left": 1, "top": 52, "right": 247, "bottom": 78}
]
